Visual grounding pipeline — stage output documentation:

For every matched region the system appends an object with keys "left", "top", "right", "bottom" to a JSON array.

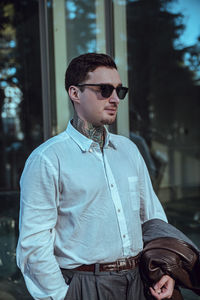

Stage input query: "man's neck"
[{"left": 72, "top": 111, "right": 105, "bottom": 149}]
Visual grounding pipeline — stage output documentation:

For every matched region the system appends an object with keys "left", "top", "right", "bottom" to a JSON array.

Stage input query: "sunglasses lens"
[
  {"left": 100, "top": 85, "right": 114, "bottom": 98},
  {"left": 117, "top": 87, "right": 128, "bottom": 99},
  {"left": 93, "top": 84, "right": 128, "bottom": 99}
]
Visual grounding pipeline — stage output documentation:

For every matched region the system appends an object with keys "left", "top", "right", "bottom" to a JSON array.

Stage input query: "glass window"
[
  {"left": 65, "top": 0, "right": 106, "bottom": 63},
  {"left": 127, "top": 1, "right": 200, "bottom": 218},
  {"left": 0, "top": 0, "right": 43, "bottom": 298},
  {"left": 126, "top": 1, "right": 200, "bottom": 298},
  {"left": 48, "top": 0, "right": 106, "bottom": 134}
]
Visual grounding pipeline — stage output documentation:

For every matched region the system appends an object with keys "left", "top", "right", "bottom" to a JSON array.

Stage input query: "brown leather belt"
[{"left": 74, "top": 254, "right": 140, "bottom": 272}]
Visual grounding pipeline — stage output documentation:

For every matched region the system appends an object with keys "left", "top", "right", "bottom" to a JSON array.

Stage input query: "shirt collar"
[
  {"left": 66, "top": 120, "right": 116, "bottom": 152},
  {"left": 104, "top": 126, "right": 116, "bottom": 150}
]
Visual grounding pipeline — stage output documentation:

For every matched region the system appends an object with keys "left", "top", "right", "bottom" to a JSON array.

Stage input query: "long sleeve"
[
  {"left": 137, "top": 150, "right": 168, "bottom": 223},
  {"left": 16, "top": 153, "right": 68, "bottom": 300}
]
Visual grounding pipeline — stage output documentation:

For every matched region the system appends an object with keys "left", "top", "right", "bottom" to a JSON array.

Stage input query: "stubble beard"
[{"left": 101, "top": 114, "right": 117, "bottom": 126}]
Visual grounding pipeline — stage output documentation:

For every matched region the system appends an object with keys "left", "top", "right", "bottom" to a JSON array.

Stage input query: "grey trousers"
[{"left": 61, "top": 266, "right": 149, "bottom": 300}]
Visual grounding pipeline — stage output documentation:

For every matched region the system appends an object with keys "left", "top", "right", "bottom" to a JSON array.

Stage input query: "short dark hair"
[{"left": 65, "top": 53, "right": 117, "bottom": 93}]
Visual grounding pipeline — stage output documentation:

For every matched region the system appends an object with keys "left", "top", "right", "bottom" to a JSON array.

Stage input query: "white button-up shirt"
[{"left": 16, "top": 121, "right": 167, "bottom": 300}]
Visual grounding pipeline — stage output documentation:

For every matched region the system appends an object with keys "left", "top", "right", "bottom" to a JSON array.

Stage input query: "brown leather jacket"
[{"left": 140, "top": 219, "right": 200, "bottom": 299}]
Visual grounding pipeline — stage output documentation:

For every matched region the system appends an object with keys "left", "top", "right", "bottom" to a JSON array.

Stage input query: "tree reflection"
[
  {"left": 66, "top": 0, "right": 98, "bottom": 61},
  {"left": 127, "top": 0, "right": 200, "bottom": 152},
  {"left": 0, "top": 1, "right": 43, "bottom": 298},
  {"left": 0, "top": 0, "right": 43, "bottom": 191}
]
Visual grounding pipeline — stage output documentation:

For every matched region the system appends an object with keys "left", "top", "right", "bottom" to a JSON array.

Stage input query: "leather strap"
[{"left": 74, "top": 253, "right": 141, "bottom": 272}]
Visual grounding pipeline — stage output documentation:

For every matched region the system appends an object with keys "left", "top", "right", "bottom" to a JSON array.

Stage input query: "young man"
[{"left": 16, "top": 53, "right": 174, "bottom": 300}]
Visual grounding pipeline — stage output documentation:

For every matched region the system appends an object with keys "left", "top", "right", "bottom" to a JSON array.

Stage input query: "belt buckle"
[{"left": 116, "top": 258, "right": 127, "bottom": 271}]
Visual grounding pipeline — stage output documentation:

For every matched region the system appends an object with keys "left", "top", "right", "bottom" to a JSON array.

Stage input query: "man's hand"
[{"left": 149, "top": 275, "right": 175, "bottom": 299}]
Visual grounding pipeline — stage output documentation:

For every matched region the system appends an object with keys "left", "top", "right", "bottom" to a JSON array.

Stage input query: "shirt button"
[
  {"left": 118, "top": 209, "right": 120, "bottom": 213},
  {"left": 123, "top": 234, "right": 126, "bottom": 238},
  {"left": 111, "top": 184, "right": 114, "bottom": 188},
  {"left": 89, "top": 149, "right": 93, "bottom": 153}
]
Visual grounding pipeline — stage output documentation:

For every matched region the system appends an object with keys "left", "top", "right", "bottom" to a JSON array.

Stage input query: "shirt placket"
[{"left": 102, "top": 151, "right": 131, "bottom": 256}]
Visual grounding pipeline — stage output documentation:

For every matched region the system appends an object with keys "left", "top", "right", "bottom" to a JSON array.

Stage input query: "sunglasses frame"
[{"left": 76, "top": 83, "right": 128, "bottom": 100}]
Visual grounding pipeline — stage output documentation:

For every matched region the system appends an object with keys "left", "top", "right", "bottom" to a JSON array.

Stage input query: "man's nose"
[{"left": 109, "top": 89, "right": 120, "bottom": 104}]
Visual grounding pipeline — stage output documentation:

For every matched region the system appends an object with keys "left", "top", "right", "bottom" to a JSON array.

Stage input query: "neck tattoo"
[{"left": 72, "top": 112, "right": 105, "bottom": 150}]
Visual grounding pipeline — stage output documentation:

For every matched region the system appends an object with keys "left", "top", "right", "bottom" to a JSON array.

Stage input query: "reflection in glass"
[
  {"left": 126, "top": 0, "right": 200, "bottom": 249},
  {"left": 0, "top": 0, "right": 43, "bottom": 298},
  {"left": 127, "top": 4, "right": 200, "bottom": 298},
  {"left": 65, "top": 0, "right": 98, "bottom": 62}
]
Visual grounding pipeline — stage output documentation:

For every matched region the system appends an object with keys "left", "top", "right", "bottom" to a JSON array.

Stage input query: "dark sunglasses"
[{"left": 76, "top": 84, "right": 129, "bottom": 100}]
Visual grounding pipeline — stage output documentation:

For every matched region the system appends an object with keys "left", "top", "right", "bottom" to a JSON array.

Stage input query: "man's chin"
[{"left": 101, "top": 117, "right": 116, "bottom": 125}]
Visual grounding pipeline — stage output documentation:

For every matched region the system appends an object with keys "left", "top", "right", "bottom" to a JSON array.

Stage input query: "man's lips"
[{"left": 104, "top": 107, "right": 117, "bottom": 112}]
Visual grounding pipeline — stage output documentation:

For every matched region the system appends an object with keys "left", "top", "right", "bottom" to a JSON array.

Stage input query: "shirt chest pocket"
[{"left": 128, "top": 176, "right": 140, "bottom": 211}]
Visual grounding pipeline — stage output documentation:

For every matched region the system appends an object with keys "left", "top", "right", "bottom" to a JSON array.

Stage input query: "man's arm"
[
  {"left": 137, "top": 149, "right": 167, "bottom": 223},
  {"left": 135, "top": 146, "right": 176, "bottom": 298},
  {"left": 16, "top": 153, "right": 68, "bottom": 300}
]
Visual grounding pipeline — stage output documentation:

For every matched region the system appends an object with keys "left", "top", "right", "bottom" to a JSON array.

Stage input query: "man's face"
[{"left": 74, "top": 67, "right": 122, "bottom": 126}]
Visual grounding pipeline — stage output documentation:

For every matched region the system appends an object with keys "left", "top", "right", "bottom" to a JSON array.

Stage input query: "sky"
[{"left": 170, "top": 0, "right": 200, "bottom": 47}]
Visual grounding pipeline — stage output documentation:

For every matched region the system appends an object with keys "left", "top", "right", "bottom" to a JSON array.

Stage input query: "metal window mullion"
[
  {"left": 113, "top": 0, "right": 129, "bottom": 138},
  {"left": 39, "top": 0, "right": 52, "bottom": 141},
  {"left": 104, "top": 0, "right": 117, "bottom": 133},
  {"left": 104, "top": 0, "right": 115, "bottom": 58}
]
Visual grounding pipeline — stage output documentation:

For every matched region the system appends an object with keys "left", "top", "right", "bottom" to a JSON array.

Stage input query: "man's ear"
[{"left": 68, "top": 86, "right": 81, "bottom": 105}]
